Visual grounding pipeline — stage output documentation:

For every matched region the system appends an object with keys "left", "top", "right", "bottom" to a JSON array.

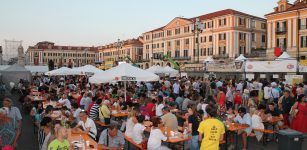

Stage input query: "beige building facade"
[
  {"left": 98, "top": 37, "right": 143, "bottom": 66},
  {"left": 142, "top": 9, "right": 267, "bottom": 69},
  {"left": 266, "top": 0, "right": 307, "bottom": 60},
  {"left": 26, "top": 41, "right": 98, "bottom": 68}
]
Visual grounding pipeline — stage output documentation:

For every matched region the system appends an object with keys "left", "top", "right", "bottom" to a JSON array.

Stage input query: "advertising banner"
[{"left": 245, "top": 60, "right": 297, "bottom": 73}]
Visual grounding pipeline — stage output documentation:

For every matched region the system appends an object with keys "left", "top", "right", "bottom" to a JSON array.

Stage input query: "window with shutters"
[
  {"left": 301, "top": 36, "right": 307, "bottom": 48},
  {"left": 184, "top": 26, "right": 190, "bottom": 33},
  {"left": 252, "top": 33, "right": 256, "bottom": 42},
  {"left": 219, "top": 33, "right": 226, "bottom": 40},
  {"left": 239, "top": 33, "right": 246, "bottom": 40},
  {"left": 239, "top": 17, "right": 245, "bottom": 26},
  {"left": 261, "top": 23, "right": 266, "bottom": 29},
  {"left": 207, "top": 47, "right": 213, "bottom": 55},
  {"left": 184, "top": 50, "right": 189, "bottom": 57},
  {"left": 209, "top": 36, "right": 213, "bottom": 42},
  {"left": 175, "top": 28, "right": 181, "bottom": 35},
  {"left": 185, "top": 39, "right": 189, "bottom": 45},
  {"left": 219, "top": 18, "right": 227, "bottom": 26},
  {"left": 239, "top": 46, "right": 246, "bottom": 54}
]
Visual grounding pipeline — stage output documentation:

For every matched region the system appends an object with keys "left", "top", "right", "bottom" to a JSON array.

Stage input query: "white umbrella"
[
  {"left": 45, "top": 67, "right": 79, "bottom": 76},
  {"left": 73, "top": 65, "right": 103, "bottom": 75},
  {"left": 89, "top": 63, "right": 159, "bottom": 101},
  {"left": 235, "top": 54, "right": 247, "bottom": 61},
  {"left": 146, "top": 65, "right": 164, "bottom": 74},
  {"left": 275, "top": 52, "right": 295, "bottom": 60},
  {"left": 89, "top": 63, "right": 159, "bottom": 84},
  {"left": 162, "top": 66, "right": 179, "bottom": 74},
  {"left": 203, "top": 56, "right": 214, "bottom": 63}
]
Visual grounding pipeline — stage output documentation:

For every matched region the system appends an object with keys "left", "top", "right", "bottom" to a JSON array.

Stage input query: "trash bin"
[{"left": 277, "top": 129, "right": 304, "bottom": 150}]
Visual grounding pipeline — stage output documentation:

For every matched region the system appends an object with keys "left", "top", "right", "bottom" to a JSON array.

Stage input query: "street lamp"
[
  {"left": 116, "top": 39, "right": 123, "bottom": 63},
  {"left": 84, "top": 48, "right": 89, "bottom": 66},
  {"left": 191, "top": 18, "right": 203, "bottom": 63}
]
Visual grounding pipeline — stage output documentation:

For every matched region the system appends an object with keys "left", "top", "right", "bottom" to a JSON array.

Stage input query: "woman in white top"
[
  {"left": 125, "top": 110, "right": 137, "bottom": 138},
  {"left": 155, "top": 97, "right": 164, "bottom": 117},
  {"left": 250, "top": 107, "right": 265, "bottom": 141},
  {"left": 147, "top": 117, "right": 170, "bottom": 150},
  {"left": 132, "top": 115, "right": 146, "bottom": 144}
]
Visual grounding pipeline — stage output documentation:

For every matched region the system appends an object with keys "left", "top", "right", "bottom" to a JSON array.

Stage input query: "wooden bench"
[
  {"left": 252, "top": 128, "right": 275, "bottom": 145},
  {"left": 124, "top": 134, "right": 146, "bottom": 150},
  {"left": 253, "top": 128, "right": 274, "bottom": 134}
]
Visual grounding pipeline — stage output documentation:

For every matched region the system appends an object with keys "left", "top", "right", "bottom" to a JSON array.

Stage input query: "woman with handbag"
[{"left": 290, "top": 94, "right": 307, "bottom": 133}]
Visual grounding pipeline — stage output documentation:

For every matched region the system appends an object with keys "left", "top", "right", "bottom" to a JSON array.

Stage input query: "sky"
[{"left": 0, "top": 0, "right": 296, "bottom": 49}]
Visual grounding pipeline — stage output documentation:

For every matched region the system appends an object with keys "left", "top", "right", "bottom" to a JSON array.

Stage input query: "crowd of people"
[{"left": 0, "top": 74, "right": 307, "bottom": 150}]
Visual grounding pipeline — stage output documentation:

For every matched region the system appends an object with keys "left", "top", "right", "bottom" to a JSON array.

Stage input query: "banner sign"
[
  {"left": 246, "top": 74, "right": 255, "bottom": 80},
  {"left": 260, "top": 74, "right": 266, "bottom": 78},
  {"left": 273, "top": 74, "right": 279, "bottom": 79},
  {"left": 245, "top": 60, "right": 297, "bottom": 73},
  {"left": 299, "top": 60, "right": 307, "bottom": 72},
  {"left": 285, "top": 75, "right": 303, "bottom": 85},
  {"left": 121, "top": 76, "right": 136, "bottom": 81}
]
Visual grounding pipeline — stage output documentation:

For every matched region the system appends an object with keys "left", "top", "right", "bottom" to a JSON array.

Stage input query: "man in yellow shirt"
[
  {"left": 198, "top": 104, "right": 225, "bottom": 150},
  {"left": 99, "top": 100, "right": 111, "bottom": 124}
]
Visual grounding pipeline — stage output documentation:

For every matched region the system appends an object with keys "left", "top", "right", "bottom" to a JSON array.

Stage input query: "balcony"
[
  {"left": 213, "top": 54, "right": 229, "bottom": 59},
  {"left": 140, "top": 59, "right": 150, "bottom": 63},
  {"left": 300, "top": 25, "right": 307, "bottom": 30},
  {"left": 245, "top": 52, "right": 266, "bottom": 58},
  {"left": 171, "top": 56, "right": 191, "bottom": 60},
  {"left": 276, "top": 27, "right": 287, "bottom": 34}
]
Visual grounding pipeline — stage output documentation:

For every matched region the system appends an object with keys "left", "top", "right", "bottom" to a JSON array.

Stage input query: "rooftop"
[{"left": 145, "top": 9, "right": 266, "bottom": 34}]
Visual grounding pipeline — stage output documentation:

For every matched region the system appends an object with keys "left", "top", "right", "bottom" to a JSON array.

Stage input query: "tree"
[{"left": 48, "top": 60, "right": 54, "bottom": 71}]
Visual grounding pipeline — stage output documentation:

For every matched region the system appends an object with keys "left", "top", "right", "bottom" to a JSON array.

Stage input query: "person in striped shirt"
[{"left": 89, "top": 99, "right": 102, "bottom": 121}]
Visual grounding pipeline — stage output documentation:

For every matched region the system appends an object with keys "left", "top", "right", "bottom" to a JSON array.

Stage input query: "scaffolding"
[{"left": 4, "top": 39, "right": 23, "bottom": 61}]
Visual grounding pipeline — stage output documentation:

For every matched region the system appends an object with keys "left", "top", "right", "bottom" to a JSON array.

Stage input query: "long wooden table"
[
  {"left": 144, "top": 126, "right": 191, "bottom": 143},
  {"left": 225, "top": 123, "right": 249, "bottom": 150},
  {"left": 68, "top": 129, "right": 102, "bottom": 150},
  {"left": 28, "top": 95, "right": 47, "bottom": 102}
]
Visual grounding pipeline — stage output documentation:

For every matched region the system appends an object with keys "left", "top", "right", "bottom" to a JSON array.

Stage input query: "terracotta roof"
[
  {"left": 266, "top": 0, "right": 307, "bottom": 16},
  {"left": 145, "top": 9, "right": 265, "bottom": 34},
  {"left": 28, "top": 42, "right": 98, "bottom": 51},
  {"left": 98, "top": 38, "right": 143, "bottom": 50},
  {"left": 147, "top": 26, "right": 165, "bottom": 33},
  {"left": 190, "top": 9, "right": 265, "bottom": 22}
]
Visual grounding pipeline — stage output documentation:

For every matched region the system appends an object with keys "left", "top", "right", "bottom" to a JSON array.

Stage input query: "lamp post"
[
  {"left": 84, "top": 48, "right": 89, "bottom": 66},
  {"left": 116, "top": 39, "right": 122, "bottom": 64},
  {"left": 192, "top": 18, "right": 203, "bottom": 63}
]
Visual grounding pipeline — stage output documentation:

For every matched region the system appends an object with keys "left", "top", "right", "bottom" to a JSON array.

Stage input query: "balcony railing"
[
  {"left": 300, "top": 25, "right": 307, "bottom": 30},
  {"left": 140, "top": 59, "right": 150, "bottom": 62},
  {"left": 171, "top": 56, "right": 191, "bottom": 60},
  {"left": 245, "top": 52, "right": 266, "bottom": 58},
  {"left": 276, "top": 27, "right": 287, "bottom": 34}
]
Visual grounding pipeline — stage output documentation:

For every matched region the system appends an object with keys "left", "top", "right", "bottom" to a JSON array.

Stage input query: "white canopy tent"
[
  {"left": 25, "top": 66, "right": 49, "bottom": 74},
  {"left": 72, "top": 65, "right": 104, "bottom": 75},
  {"left": 275, "top": 52, "right": 295, "bottom": 60},
  {"left": 89, "top": 63, "right": 159, "bottom": 101},
  {"left": 89, "top": 63, "right": 159, "bottom": 83},
  {"left": 45, "top": 67, "right": 80, "bottom": 76},
  {"left": 203, "top": 56, "right": 214, "bottom": 63},
  {"left": 162, "top": 66, "right": 179, "bottom": 74},
  {"left": 146, "top": 65, "right": 164, "bottom": 74},
  {"left": 235, "top": 54, "right": 247, "bottom": 61}
]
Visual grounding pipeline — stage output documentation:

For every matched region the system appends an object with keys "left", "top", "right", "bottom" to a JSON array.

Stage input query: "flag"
[{"left": 274, "top": 47, "right": 282, "bottom": 57}]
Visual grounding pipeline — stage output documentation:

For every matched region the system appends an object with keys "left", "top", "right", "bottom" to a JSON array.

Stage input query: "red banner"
[{"left": 274, "top": 47, "right": 282, "bottom": 57}]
